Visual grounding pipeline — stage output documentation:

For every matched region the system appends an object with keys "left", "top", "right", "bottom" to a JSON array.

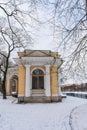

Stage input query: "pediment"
[
  {"left": 18, "top": 50, "right": 59, "bottom": 58},
  {"left": 24, "top": 50, "right": 51, "bottom": 57}
]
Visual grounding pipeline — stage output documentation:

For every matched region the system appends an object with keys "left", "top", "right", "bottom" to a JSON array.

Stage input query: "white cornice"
[
  {"left": 8, "top": 66, "right": 18, "bottom": 72},
  {"left": 14, "top": 57, "right": 62, "bottom": 66}
]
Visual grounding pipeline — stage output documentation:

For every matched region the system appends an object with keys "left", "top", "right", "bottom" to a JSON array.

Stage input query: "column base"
[{"left": 51, "top": 96, "right": 62, "bottom": 102}]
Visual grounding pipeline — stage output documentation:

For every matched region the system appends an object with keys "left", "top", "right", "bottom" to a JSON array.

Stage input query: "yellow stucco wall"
[
  {"left": 50, "top": 66, "right": 59, "bottom": 95},
  {"left": 18, "top": 65, "right": 59, "bottom": 96},
  {"left": 18, "top": 66, "right": 26, "bottom": 95}
]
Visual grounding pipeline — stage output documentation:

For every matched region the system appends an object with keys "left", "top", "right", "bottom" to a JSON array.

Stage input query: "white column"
[
  {"left": 25, "top": 65, "right": 31, "bottom": 97},
  {"left": 45, "top": 65, "right": 51, "bottom": 96}
]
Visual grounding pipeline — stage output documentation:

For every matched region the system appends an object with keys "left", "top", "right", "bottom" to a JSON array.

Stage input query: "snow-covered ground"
[{"left": 0, "top": 96, "right": 87, "bottom": 130}]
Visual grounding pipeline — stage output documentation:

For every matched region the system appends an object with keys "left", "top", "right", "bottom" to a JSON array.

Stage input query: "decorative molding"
[{"left": 8, "top": 66, "right": 18, "bottom": 72}]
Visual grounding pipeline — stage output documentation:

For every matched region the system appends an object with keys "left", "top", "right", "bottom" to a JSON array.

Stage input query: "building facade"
[
  {"left": 61, "top": 83, "right": 87, "bottom": 92},
  {"left": 6, "top": 50, "right": 63, "bottom": 103}
]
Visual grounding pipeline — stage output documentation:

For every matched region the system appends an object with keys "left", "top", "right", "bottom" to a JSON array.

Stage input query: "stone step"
[
  {"left": 32, "top": 89, "right": 45, "bottom": 94},
  {"left": 24, "top": 96, "right": 51, "bottom": 103},
  {"left": 31, "top": 89, "right": 45, "bottom": 97},
  {"left": 31, "top": 93, "right": 45, "bottom": 96}
]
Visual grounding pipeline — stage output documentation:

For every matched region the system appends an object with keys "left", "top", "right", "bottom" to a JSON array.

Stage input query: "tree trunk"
[
  {"left": 2, "top": 55, "right": 10, "bottom": 99},
  {"left": 2, "top": 79, "right": 6, "bottom": 99}
]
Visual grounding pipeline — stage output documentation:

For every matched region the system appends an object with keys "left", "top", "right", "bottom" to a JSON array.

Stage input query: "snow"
[
  {"left": 0, "top": 96, "right": 87, "bottom": 130},
  {"left": 71, "top": 104, "right": 87, "bottom": 130},
  {"left": 64, "top": 91, "right": 87, "bottom": 94}
]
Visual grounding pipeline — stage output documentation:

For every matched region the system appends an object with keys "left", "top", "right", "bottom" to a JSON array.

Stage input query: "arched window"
[
  {"left": 32, "top": 69, "right": 44, "bottom": 89},
  {"left": 32, "top": 69, "right": 44, "bottom": 75}
]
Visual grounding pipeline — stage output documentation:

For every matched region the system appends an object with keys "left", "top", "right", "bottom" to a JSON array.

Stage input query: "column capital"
[
  {"left": 25, "top": 64, "right": 30, "bottom": 67},
  {"left": 45, "top": 65, "right": 50, "bottom": 67}
]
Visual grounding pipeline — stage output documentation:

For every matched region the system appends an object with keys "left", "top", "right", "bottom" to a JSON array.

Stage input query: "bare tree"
[
  {"left": 46, "top": 0, "right": 87, "bottom": 83},
  {"left": 0, "top": 0, "right": 42, "bottom": 99},
  {"left": 0, "top": 24, "right": 32, "bottom": 99}
]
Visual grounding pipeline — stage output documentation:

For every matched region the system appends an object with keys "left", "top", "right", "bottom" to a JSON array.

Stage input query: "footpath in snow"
[{"left": 0, "top": 96, "right": 87, "bottom": 130}]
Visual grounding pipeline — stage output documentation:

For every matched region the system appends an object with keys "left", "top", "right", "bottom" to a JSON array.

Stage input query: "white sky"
[{"left": 32, "top": 25, "right": 55, "bottom": 51}]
